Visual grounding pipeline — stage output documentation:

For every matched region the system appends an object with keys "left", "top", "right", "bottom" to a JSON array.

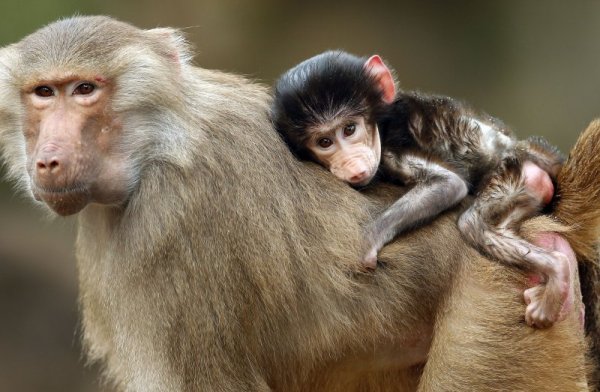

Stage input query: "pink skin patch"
[
  {"left": 521, "top": 162, "right": 582, "bottom": 328},
  {"left": 522, "top": 161, "right": 554, "bottom": 206}
]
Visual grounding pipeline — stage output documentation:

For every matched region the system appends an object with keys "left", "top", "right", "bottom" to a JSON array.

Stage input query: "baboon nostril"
[
  {"left": 350, "top": 170, "right": 367, "bottom": 183},
  {"left": 36, "top": 157, "right": 61, "bottom": 174}
]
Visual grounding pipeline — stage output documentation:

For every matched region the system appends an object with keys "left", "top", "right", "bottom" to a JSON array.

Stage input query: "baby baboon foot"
[
  {"left": 524, "top": 284, "right": 562, "bottom": 328},
  {"left": 523, "top": 242, "right": 575, "bottom": 328}
]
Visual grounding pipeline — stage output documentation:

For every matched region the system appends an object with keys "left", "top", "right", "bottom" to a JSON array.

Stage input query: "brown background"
[{"left": 1, "top": 1, "right": 599, "bottom": 391}]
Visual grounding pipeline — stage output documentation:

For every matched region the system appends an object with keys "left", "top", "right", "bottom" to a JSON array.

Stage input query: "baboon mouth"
[
  {"left": 33, "top": 184, "right": 91, "bottom": 216},
  {"left": 350, "top": 173, "right": 376, "bottom": 187},
  {"left": 36, "top": 184, "right": 89, "bottom": 195}
]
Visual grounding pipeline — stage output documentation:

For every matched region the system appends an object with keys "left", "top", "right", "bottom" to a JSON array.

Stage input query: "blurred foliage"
[{"left": 0, "top": 1, "right": 599, "bottom": 391}]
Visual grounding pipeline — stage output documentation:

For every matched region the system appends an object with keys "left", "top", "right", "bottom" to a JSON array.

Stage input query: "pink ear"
[{"left": 364, "top": 55, "right": 396, "bottom": 104}]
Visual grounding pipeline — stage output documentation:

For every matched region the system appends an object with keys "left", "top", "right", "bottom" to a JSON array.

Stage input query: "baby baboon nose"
[{"left": 349, "top": 170, "right": 368, "bottom": 184}]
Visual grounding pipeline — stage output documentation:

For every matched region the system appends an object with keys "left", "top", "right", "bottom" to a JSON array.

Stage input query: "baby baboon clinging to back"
[{"left": 271, "top": 50, "right": 568, "bottom": 328}]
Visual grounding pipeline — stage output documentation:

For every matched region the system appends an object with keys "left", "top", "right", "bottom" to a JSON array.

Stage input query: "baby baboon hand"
[
  {"left": 362, "top": 246, "right": 380, "bottom": 270},
  {"left": 361, "top": 231, "right": 383, "bottom": 270}
]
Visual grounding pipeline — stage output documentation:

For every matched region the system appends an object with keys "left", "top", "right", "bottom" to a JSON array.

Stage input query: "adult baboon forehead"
[{"left": 14, "top": 16, "right": 143, "bottom": 79}]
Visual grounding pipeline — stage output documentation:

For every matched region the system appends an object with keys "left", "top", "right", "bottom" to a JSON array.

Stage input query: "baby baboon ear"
[{"left": 364, "top": 55, "right": 396, "bottom": 104}]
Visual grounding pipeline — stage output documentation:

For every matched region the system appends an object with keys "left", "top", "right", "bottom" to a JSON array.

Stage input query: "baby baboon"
[{"left": 271, "top": 50, "right": 567, "bottom": 328}]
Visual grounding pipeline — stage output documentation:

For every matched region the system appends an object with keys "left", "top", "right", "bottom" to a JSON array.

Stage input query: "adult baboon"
[{"left": 0, "top": 16, "right": 593, "bottom": 391}]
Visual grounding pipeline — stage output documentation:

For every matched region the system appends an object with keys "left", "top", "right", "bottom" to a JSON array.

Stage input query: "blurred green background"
[{"left": 0, "top": 1, "right": 599, "bottom": 391}]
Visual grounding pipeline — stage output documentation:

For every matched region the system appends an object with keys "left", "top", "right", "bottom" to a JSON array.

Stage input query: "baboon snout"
[
  {"left": 348, "top": 168, "right": 369, "bottom": 184},
  {"left": 33, "top": 143, "right": 74, "bottom": 188},
  {"left": 36, "top": 154, "right": 62, "bottom": 175},
  {"left": 339, "top": 160, "right": 373, "bottom": 186}
]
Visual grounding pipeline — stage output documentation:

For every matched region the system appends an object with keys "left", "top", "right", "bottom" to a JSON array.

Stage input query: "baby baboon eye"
[
  {"left": 317, "top": 138, "right": 333, "bottom": 148},
  {"left": 343, "top": 123, "right": 356, "bottom": 137}
]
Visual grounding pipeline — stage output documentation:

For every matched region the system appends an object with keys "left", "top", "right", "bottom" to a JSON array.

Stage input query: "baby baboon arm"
[{"left": 363, "top": 153, "right": 468, "bottom": 268}]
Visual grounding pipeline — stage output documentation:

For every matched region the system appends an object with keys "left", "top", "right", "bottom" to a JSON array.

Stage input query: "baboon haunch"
[{"left": 0, "top": 16, "right": 594, "bottom": 391}]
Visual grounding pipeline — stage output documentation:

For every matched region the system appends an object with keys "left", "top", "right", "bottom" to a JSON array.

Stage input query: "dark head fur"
[{"left": 271, "top": 50, "right": 390, "bottom": 160}]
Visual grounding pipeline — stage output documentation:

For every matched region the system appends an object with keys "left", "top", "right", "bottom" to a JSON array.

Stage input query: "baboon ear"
[
  {"left": 0, "top": 45, "right": 19, "bottom": 112},
  {"left": 146, "top": 27, "right": 192, "bottom": 66},
  {"left": 0, "top": 45, "right": 18, "bottom": 79},
  {"left": 364, "top": 55, "right": 396, "bottom": 104}
]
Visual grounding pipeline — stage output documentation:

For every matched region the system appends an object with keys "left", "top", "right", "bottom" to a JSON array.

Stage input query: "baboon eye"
[
  {"left": 317, "top": 138, "right": 333, "bottom": 148},
  {"left": 73, "top": 82, "right": 95, "bottom": 95},
  {"left": 34, "top": 86, "right": 54, "bottom": 97},
  {"left": 343, "top": 123, "right": 356, "bottom": 137}
]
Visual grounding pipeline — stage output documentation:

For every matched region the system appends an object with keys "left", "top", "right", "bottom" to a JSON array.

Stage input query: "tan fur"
[
  {"left": 554, "top": 120, "right": 600, "bottom": 389},
  {"left": 0, "top": 16, "right": 594, "bottom": 391},
  {"left": 556, "top": 119, "right": 600, "bottom": 263}
]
